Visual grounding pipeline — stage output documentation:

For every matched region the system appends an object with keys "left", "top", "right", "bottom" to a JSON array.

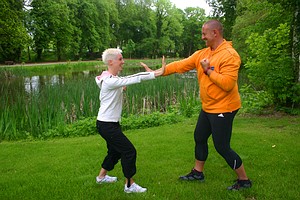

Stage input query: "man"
[
  {"left": 95, "top": 48, "right": 165, "bottom": 193},
  {"left": 150, "top": 19, "right": 252, "bottom": 190}
]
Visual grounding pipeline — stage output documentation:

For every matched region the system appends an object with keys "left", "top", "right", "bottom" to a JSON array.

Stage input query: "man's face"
[
  {"left": 201, "top": 24, "right": 215, "bottom": 47},
  {"left": 110, "top": 53, "right": 125, "bottom": 73}
]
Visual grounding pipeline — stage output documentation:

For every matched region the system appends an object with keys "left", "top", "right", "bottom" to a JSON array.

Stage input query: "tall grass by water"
[
  {"left": 1, "top": 76, "right": 98, "bottom": 140},
  {"left": 0, "top": 59, "right": 198, "bottom": 141}
]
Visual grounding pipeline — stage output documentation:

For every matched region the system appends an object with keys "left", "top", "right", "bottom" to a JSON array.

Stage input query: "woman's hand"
[{"left": 140, "top": 62, "right": 153, "bottom": 72}]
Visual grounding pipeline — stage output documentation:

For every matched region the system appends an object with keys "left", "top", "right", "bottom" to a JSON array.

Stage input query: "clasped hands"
[{"left": 140, "top": 56, "right": 166, "bottom": 77}]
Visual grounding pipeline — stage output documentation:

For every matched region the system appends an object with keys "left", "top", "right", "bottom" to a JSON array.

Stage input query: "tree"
[
  {"left": 233, "top": 0, "right": 299, "bottom": 108},
  {"left": 0, "top": 0, "right": 30, "bottom": 62},
  {"left": 245, "top": 24, "right": 294, "bottom": 105},
  {"left": 123, "top": 39, "right": 136, "bottom": 59},
  {"left": 116, "top": 0, "right": 155, "bottom": 58},
  {"left": 29, "top": 0, "right": 50, "bottom": 61},
  {"left": 66, "top": 0, "right": 82, "bottom": 60},
  {"left": 76, "top": 0, "right": 100, "bottom": 59},
  {"left": 93, "top": 0, "right": 118, "bottom": 54},
  {"left": 153, "top": 0, "right": 183, "bottom": 57},
  {"left": 206, "top": 0, "right": 237, "bottom": 40},
  {"left": 181, "top": 7, "right": 207, "bottom": 57},
  {"left": 269, "top": 0, "right": 300, "bottom": 84},
  {"left": 233, "top": 0, "right": 292, "bottom": 62},
  {"left": 48, "top": 1, "right": 74, "bottom": 61}
]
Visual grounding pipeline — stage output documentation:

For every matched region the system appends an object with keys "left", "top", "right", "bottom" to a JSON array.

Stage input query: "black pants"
[
  {"left": 194, "top": 109, "right": 242, "bottom": 169},
  {"left": 96, "top": 121, "right": 136, "bottom": 178}
]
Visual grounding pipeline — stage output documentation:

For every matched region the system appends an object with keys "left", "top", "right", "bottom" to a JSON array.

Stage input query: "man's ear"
[{"left": 213, "top": 29, "right": 218, "bottom": 37}]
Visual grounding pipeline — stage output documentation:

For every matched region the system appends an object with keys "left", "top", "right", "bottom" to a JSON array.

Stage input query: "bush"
[
  {"left": 245, "top": 23, "right": 295, "bottom": 106},
  {"left": 239, "top": 84, "right": 274, "bottom": 114},
  {"left": 33, "top": 112, "right": 184, "bottom": 140},
  {"left": 121, "top": 111, "right": 184, "bottom": 131}
]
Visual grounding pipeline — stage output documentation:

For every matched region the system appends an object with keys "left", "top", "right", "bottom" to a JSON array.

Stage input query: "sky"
[{"left": 169, "top": 0, "right": 212, "bottom": 15}]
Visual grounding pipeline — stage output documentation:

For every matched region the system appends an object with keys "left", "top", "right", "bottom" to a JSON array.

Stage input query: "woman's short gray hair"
[{"left": 102, "top": 48, "right": 122, "bottom": 65}]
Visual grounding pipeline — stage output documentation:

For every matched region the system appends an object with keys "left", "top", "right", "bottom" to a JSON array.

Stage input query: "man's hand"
[
  {"left": 140, "top": 56, "right": 166, "bottom": 77},
  {"left": 154, "top": 56, "right": 166, "bottom": 77},
  {"left": 200, "top": 58, "right": 211, "bottom": 75},
  {"left": 200, "top": 58, "right": 210, "bottom": 70}
]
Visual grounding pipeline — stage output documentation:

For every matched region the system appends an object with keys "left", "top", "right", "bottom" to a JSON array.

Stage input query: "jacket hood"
[
  {"left": 214, "top": 40, "right": 233, "bottom": 53},
  {"left": 95, "top": 71, "right": 112, "bottom": 88}
]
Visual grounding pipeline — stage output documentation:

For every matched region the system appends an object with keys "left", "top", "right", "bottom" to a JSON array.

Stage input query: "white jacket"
[{"left": 96, "top": 71, "right": 155, "bottom": 122}]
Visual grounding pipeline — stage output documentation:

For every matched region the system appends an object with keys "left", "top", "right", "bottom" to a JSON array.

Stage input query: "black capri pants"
[
  {"left": 96, "top": 120, "right": 137, "bottom": 178},
  {"left": 194, "top": 109, "right": 242, "bottom": 170}
]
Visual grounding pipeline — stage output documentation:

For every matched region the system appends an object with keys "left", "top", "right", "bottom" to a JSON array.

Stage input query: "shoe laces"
[
  {"left": 231, "top": 181, "right": 241, "bottom": 189},
  {"left": 98, "top": 175, "right": 116, "bottom": 183},
  {"left": 132, "top": 183, "right": 141, "bottom": 189}
]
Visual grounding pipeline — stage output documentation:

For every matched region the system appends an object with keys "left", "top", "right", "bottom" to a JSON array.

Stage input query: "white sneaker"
[
  {"left": 124, "top": 183, "right": 147, "bottom": 193},
  {"left": 96, "top": 175, "right": 117, "bottom": 184}
]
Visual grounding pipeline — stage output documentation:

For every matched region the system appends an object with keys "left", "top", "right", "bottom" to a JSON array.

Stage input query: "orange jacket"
[{"left": 163, "top": 40, "right": 241, "bottom": 113}]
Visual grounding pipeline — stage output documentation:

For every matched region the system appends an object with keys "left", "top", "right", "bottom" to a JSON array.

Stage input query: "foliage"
[
  {"left": 181, "top": 7, "right": 207, "bottom": 57},
  {"left": 0, "top": 0, "right": 31, "bottom": 62},
  {"left": 232, "top": 0, "right": 292, "bottom": 62},
  {"left": 121, "top": 111, "right": 184, "bottom": 131},
  {"left": 232, "top": 0, "right": 299, "bottom": 110},
  {"left": 239, "top": 84, "right": 274, "bottom": 114},
  {"left": 206, "top": 0, "right": 237, "bottom": 40},
  {"left": 42, "top": 117, "right": 97, "bottom": 139},
  {"left": 245, "top": 23, "right": 295, "bottom": 106},
  {"left": 28, "top": 0, "right": 115, "bottom": 61},
  {"left": 1, "top": 0, "right": 211, "bottom": 62},
  {"left": 122, "top": 39, "right": 136, "bottom": 59}
]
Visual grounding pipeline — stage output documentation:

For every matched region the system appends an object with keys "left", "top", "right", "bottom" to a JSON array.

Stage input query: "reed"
[
  {"left": 0, "top": 60, "right": 199, "bottom": 141},
  {"left": 123, "top": 74, "right": 200, "bottom": 116}
]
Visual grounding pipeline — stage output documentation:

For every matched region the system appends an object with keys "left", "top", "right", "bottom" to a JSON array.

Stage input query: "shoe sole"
[
  {"left": 179, "top": 178, "right": 205, "bottom": 182},
  {"left": 124, "top": 189, "right": 147, "bottom": 193},
  {"left": 227, "top": 185, "right": 252, "bottom": 191},
  {"left": 96, "top": 180, "right": 117, "bottom": 184}
]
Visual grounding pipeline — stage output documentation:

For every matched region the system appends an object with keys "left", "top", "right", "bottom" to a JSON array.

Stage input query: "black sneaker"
[
  {"left": 179, "top": 169, "right": 204, "bottom": 181},
  {"left": 227, "top": 179, "right": 252, "bottom": 191}
]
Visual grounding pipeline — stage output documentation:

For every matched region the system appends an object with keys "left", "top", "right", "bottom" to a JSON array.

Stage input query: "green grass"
[{"left": 0, "top": 115, "right": 299, "bottom": 200}]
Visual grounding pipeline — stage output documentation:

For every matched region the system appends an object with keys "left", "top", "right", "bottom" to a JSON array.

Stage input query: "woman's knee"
[{"left": 124, "top": 146, "right": 136, "bottom": 159}]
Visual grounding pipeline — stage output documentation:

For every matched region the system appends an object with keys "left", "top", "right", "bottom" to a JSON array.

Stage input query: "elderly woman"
[{"left": 95, "top": 48, "right": 165, "bottom": 193}]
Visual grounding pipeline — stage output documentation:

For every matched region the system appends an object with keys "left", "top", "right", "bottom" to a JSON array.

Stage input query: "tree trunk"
[
  {"left": 292, "top": 2, "right": 300, "bottom": 82},
  {"left": 27, "top": 46, "right": 31, "bottom": 61},
  {"left": 37, "top": 48, "right": 42, "bottom": 61}
]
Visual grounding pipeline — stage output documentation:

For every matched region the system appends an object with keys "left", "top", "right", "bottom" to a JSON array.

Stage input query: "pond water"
[{"left": 22, "top": 70, "right": 99, "bottom": 93}]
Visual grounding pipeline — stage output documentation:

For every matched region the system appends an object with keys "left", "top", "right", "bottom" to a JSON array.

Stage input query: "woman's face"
[{"left": 110, "top": 53, "right": 125, "bottom": 74}]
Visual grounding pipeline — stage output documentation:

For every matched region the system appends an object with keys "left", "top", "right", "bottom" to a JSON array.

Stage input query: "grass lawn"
[{"left": 0, "top": 115, "right": 299, "bottom": 200}]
